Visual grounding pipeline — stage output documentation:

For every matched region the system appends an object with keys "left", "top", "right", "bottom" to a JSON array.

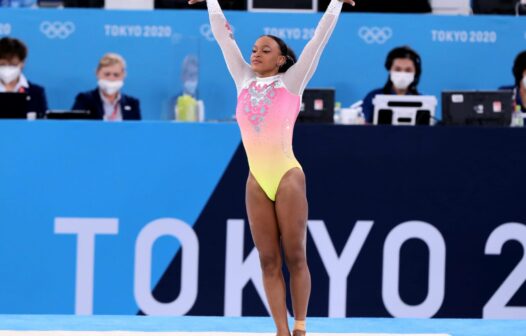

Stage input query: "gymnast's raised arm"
[
  {"left": 189, "top": 0, "right": 253, "bottom": 93},
  {"left": 283, "top": 0, "right": 355, "bottom": 96}
]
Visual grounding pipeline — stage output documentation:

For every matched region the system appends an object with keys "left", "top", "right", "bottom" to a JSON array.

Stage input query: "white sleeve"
[
  {"left": 207, "top": 0, "right": 253, "bottom": 93},
  {"left": 283, "top": 0, "right": 343, "bottom": 95}
]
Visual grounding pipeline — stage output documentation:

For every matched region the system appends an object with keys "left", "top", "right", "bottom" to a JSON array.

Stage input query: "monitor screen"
[
  {"left": 441, "top": 90, "right": 513, "bottom": 126},
  {"left": 0, "top": 93, "right": 29, "bottom": 119},
  {"left": 472, "top": 0, "right": 516, "bottom": 14},
  {"left": 372, "top": 94, "right": 437, "bottom": 126},
  {"left": 63, "top": 0, "right": 104, "bottom": 8},
  {"left": 298, "top": 88, "right": 334, "bottom": 123}
]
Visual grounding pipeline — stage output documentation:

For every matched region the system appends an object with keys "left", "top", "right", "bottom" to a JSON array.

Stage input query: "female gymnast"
[{"left": 189, "top": 0, "right": 355, "bottom": 334}]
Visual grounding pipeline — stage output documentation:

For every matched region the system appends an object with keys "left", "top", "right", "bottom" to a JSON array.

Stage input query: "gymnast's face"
[{"left": 250, "top": 36, "right": 286, "bottom": 77}]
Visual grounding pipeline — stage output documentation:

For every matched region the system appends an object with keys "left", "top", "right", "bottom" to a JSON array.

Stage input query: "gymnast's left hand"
[{"left": 188, "top": 0, "right": 205, "bottom": 5}]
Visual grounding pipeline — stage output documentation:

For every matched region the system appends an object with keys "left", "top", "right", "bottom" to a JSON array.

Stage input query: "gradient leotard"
[{"left": 207, "top": 0, "right": 343, "bottom": 201}]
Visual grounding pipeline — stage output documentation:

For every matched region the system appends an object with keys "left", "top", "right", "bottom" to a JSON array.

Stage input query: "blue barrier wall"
[
  {"left": 0, "top": 9, "right": 525, "bottom": 120},
  {"left": 0, "top": 120, "right": 241, "bottom": 314},
  {"left": 1, "top": 121, "right": 525, "bottom": 318}
]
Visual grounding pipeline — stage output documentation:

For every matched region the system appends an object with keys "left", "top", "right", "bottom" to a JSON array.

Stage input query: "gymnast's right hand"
[{"left": 188, "top": 0, "right": 205, "bottom": 4}]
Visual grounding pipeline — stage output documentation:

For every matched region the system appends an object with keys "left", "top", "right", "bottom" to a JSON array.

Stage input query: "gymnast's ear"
[{"left": 277, "top": 55, "right": 286, "bottom": 67}]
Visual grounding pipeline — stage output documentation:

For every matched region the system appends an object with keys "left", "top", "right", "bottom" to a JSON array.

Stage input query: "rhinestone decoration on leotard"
[{"left": 240, "top": 80, "right": 278, "bottom": 132}]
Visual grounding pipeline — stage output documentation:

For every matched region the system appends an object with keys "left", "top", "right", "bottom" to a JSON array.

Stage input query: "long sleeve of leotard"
[
  {"left": 207, "top": 0, "right": 253, "bottom": 93},
  {"left": 283, "top": 0, "right": 343, "bottom": 96}
]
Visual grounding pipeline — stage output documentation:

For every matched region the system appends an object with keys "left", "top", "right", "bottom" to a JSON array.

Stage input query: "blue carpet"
[{"left": 0, "top": 315, "right": 524, "bottom": 336}]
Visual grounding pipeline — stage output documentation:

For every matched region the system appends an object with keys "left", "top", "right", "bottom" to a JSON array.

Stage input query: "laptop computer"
[
  {"left": 45, "top": 110, "right": 93, "bottom": 120},
  {"left": 442, "top": 90, "right": 513, "bottom": 126},
  {"left": 372, "top": 94, "right": 437, "bottom": 126},
  {"left": 0, "top": 92, "right": 29, "bottom": 119},
  {"left": 298, "top": 88, "right": 335, "bottom": 123}
]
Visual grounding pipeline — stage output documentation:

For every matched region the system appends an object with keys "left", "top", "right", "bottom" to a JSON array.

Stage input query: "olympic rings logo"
[
  {"left": 40, "top": 21, "right": 76, "bottom": 39},
  {"left": 358, "top": 26, "right": 393, "bottom": 44},
  {"left": 0, "top": 23, "right": 12, "bottom": 36},
  {"left": 200, "top": 23, "right": 235, "bottom": 42},
  {"left": 200, "top": 24, "right": 215, "bottom": 41}
]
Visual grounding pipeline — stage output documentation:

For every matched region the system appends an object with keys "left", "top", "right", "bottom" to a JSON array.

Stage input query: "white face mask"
[
  {"left": 98, "top": 79, "right": 124, "bottom": 95},
  {"left": 390, "top": 71, "right": 415, "bottom": 90},
  {"left": 183, "top": 79, "right": 198, "bottom": 96},
  {"left": 522, "top": 76, "right": 526, "bottom": 88},
  {"left": 0, "top": 65, "right": 21, "bottom": 85}
]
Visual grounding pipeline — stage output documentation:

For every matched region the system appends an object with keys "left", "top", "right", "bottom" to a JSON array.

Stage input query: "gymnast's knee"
[
  {"left": 284, "top": 249, "right": 308, "bottom": 274},
  {"left": 258, "top": 253, "right": 282, "bottom": 277}
]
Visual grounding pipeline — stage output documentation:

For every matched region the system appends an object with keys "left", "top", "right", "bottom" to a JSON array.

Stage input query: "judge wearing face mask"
[
  {"left": 72, "top": 53, "right": 141, "bottom": 121},
  {"left": 500, "top": 50, "right": 526, "bottom": 112},
  {"left": 0, "top": 37, "right": 48, "bottom": 118},
  {"left": 361, "top": 46, "right": 422, "bottom": 124}
]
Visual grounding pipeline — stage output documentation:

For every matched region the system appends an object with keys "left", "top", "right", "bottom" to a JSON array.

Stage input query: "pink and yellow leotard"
[{"left": 207, "top": 0, "right": 343, "bottom": 201}]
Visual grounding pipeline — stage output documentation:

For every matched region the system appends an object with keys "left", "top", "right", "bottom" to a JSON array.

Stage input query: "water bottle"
[
  {"left": 334, "top": 101, "right": 342, "bottom": 124},
  {"left": 196, "top": 100, "right": 205, "bottom": 122},
  {"left": 511, "top": 105, "right": 524, "bottom": 127},
  {"left": 175, "top": 94, "right": 197, "bottom": 121}
]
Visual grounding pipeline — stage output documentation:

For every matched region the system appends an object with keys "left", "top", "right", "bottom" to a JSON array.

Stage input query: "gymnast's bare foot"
[{"left": 276, "top": 332, "right": 291, "bottom": 336}]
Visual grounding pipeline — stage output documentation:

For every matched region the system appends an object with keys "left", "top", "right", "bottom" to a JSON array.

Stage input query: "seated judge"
[
  {"left": 500, "top": 50, "right": 526, "bottom": 112},
  {"left": 0, "top": 37, "right": 48, "bottom": 118},
  {"left": 72, "top": 53, "right": 141, "bottom": 121},
  {"left": 362, "top": 46, "right": 422, "bottom": 123}
]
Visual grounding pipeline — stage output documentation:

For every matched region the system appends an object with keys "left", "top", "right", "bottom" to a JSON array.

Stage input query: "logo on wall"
[
  {"left": 0, "top": 23, "right": 12, "bottom": 36},
  {"left": 40, "top": 21, "right": 76, "bottom": 39},
  {"left": 200, "top": 24, "right": 215, "bottom": 42},
  {"left": 200, "top": 23, "right": 235, "bottom": 42},
  {"left": 358, "top": 26, "right": 392, "bottom": 44}
]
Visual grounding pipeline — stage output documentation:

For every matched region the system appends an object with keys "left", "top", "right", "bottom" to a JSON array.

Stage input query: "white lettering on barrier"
[
  {"left": 54, "top": 217, "right": 526, "bottom": 319},
  {"left": 224, "top": 219, "right": 271, "bottom": 316},
  {"left": 309, "top": 220, "right": 374, "bottom": 318},
  {"left": 382, "top": 221, "right": 446, "bottom": 318},
  {"left": 54, "top": 217, "right": 119, "bottom": 315},
  {"left": 0, "top": 23, "right": 11, "bottom": 35},
  {"left": 431, "top": 30, "right": 497, "bottom": 43},
  {"left": 134, "top": 218, "right": 199, "bottom": 315},
  {"left": 104, "top": 24, "right": 172, "bottom": 38},
  {"left": 483, "top": 223, "right": 526, "bottom": 319}
]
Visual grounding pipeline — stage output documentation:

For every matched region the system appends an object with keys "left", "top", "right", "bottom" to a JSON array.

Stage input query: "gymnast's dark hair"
[
  {"left": 512, "top": 50, "right": 526, "bottom": 87},
  {"left": 264, "top": 35, "right": 297, "bottom": 73},
  {"left": 383, "top": 45, "right": 422, "bottom": 94}
]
